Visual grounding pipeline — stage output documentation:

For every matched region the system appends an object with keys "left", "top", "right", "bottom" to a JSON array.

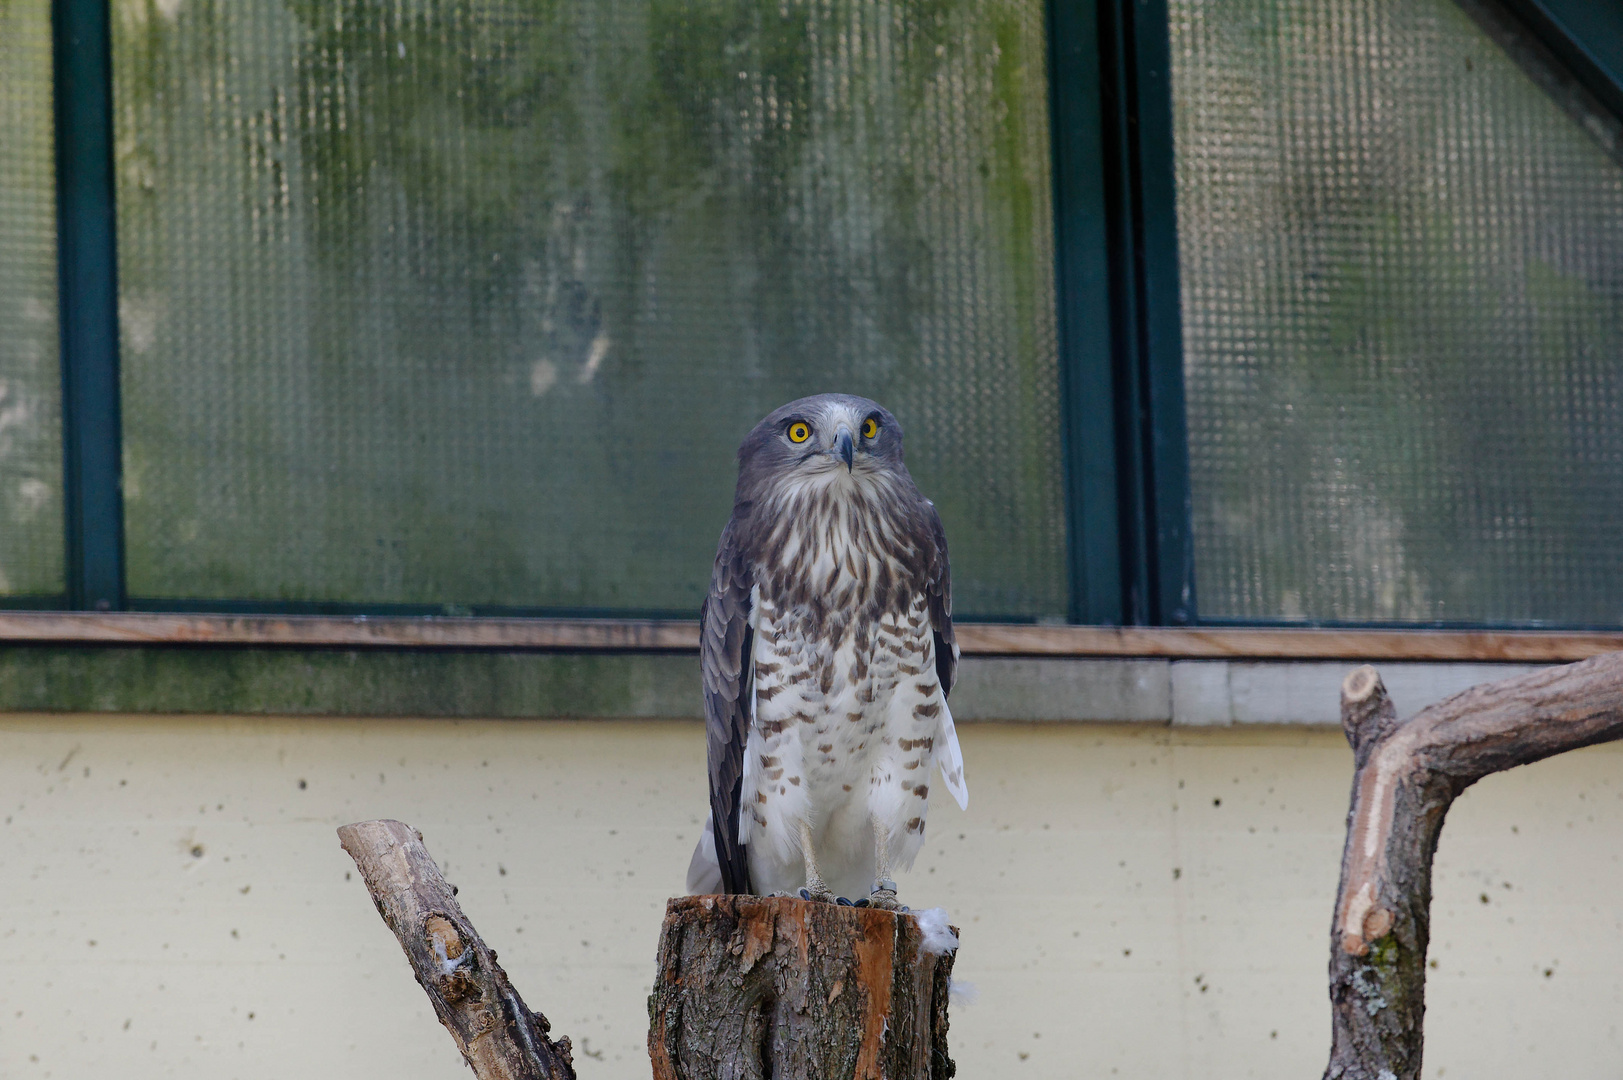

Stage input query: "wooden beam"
[
  {"left": 0, "top": 610, "right": 1620, "bottom": 662},
  {"left": 954, "top": 624, "right": 1623, "bottom": 662},
  {"left": 0, "top": 611, "right": 700, "bottom": 650}
]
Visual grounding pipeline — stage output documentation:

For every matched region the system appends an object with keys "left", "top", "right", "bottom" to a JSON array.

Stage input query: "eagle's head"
[{"left": 734, "top": 394, "right": 909, "bottom": 507}]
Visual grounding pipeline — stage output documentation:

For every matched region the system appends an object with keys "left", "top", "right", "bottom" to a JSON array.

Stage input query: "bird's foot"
[
  {"left": 868, "top": 878, "right": 904, "bottom": 911},
  {"left": 797, "top": 885, "right": 835, "bottom": 904}
]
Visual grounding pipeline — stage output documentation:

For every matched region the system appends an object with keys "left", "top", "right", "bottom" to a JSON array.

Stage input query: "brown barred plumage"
[{"left": 687, "top": 394, "right": 967, "bottom": 903}]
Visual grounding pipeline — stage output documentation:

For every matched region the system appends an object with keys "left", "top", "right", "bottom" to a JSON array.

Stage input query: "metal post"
[{"left": 53, "top": 0, "right": 125, "bottom": 611}]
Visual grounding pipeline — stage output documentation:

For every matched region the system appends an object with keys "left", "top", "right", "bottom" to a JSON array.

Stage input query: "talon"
[
  {"left": 852, "top": 897, "right": 871, "bottom": 908},
  {"left": 836, "top": 896, "right": 854, "bottom": 906}
]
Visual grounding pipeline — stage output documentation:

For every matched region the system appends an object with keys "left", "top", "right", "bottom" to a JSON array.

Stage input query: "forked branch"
[{"left": 1324, "top": 654, "right": 1623, "bottom": 1080}]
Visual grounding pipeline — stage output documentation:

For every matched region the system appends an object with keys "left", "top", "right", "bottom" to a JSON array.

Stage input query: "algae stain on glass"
[
  {"left": 0, "top": 0, "right": 64, "bottom": 599},
  {"left": 112, "top": 0, "right": 1064, "bottom": 617},
  {"left": 1171, "top": 0, "right": 1623, "bottom": 625}
]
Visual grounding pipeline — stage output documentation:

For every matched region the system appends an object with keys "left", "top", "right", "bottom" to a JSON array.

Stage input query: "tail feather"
[
  {"left": 937, "top": 698, "right": 969, "bottom": 810},
  {"left": 686, "top": 811, "right": 724, "bottom": 895}
]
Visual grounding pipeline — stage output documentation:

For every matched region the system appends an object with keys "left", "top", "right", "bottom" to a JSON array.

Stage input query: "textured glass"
[
  {"left": 1172, "top": 0, "right": 1623, "bottom": 624},
  {"left": 0, "top": 0, "right": 63, "bottom": 599},
  {"left": 113, "top": 0, "right": 1062, "bottom": 617}
]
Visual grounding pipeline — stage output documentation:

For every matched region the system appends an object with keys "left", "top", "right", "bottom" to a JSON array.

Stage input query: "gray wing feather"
[
  {"left": 924, "top": 503, "right": 956, "bottom": 696},
  {"left": 702, "top": 518, "right": 754, "bottom": 894}
]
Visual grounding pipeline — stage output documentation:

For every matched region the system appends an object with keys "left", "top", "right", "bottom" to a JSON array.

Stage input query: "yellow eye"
[
  {"left": 862, "top": 417, "right": 879, "bottom": 439},
  {"left": 788, "top": 422, "right": 811, "bottom": 444}
]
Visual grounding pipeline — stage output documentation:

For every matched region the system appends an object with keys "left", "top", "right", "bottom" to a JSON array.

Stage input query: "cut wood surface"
[
  {"left": 337, "top": 819, "right": 575, "bottom": 1080},
  {"left": 6, "top": 609, "right": 1623, "bottom": 660},
  {"left": 1323, "top": 654, "right": 1623, "bottom": 1080},
  {"left": 649, "top": 895, "right": 957, "bottom": 1080}
]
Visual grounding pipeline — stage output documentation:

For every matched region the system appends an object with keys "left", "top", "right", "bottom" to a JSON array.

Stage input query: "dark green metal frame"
[
  {"left": 52, "top": 0, "right": 124, "bottom": 612},
  {"left": 1047, "top": 0, "right": 1121, "bottom": 625},
  {"left": 1503, "top": 0, "right": 1623, "bottom": 121},
  {"left": 1048, "top": 0, "right": 1192, "bottom": 626},
  {"left": 30, "top": 0, "right": 1623, "bottom": 628}
]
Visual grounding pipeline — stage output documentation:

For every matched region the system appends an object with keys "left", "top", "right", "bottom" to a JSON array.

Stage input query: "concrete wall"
[
  {"left": 3, "top": 712, "right": 1621, "bottom": 1079},
  {"left": 0, "top": 646, "right": 1553, "bottom": 723}
]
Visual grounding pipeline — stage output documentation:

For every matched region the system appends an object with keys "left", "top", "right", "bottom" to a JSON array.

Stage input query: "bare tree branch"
[
  {"left": 1324, "top": 654, "right": 1623, "bottom": 1079},
  {"left": 338, "top": 819, "right": 575, "bottom": 1080}
]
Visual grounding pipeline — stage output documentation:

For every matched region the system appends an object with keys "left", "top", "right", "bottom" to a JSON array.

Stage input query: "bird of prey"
[{"left": 686, "top": 393, "right": 968, "bottom": 908}]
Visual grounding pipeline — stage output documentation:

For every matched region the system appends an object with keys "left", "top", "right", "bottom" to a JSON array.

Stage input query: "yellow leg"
[
  {"left": 799, "top": 821, "right": 833, "bottom": 901},
  {"left": 869, "top": 816, "right": 900, "bottom": 910}
]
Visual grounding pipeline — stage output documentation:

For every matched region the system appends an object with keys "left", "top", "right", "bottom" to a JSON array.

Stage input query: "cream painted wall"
[{"left": 2, "top": 715, "right": 1620, "bottom": 1079}]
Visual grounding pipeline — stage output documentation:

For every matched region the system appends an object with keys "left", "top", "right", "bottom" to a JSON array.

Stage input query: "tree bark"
[
  {"left": 337, "top": 819, "right": 575, "bottom": 1080},
  {"left": 1324, "top": 654, "right": 1623, "bottom": 1080},
  {"left": 648, "top": 895, "right": 957, "bottom": 1080}
]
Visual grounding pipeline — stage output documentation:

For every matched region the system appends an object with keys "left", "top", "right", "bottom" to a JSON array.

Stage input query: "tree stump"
[{"left": 648, "top": 895, "right": 958, "bottom": 1080}]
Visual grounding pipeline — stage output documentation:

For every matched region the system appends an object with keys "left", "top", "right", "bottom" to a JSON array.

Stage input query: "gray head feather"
[{"left": 733, "top": 393, "right": 909, "bottom": 506}]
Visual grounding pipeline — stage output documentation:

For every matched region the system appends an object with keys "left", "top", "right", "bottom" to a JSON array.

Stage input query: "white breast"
[{"left": 740, "top": 586, "right": 966, "bottom": 899}]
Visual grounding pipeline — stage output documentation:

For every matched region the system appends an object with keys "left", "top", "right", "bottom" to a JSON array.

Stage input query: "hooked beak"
[{"left": 832, "top": 426, "right": 855, "bottom": 472}]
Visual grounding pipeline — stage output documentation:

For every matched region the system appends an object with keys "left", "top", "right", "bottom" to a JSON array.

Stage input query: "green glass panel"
[
  {"left": 1171, "top": 0, "right": 1623, "bottom": 624},
  {"left": 0, "top": 0, "right": 64, "bottom": 599},
  {"left": 113, "top": 0, "right": 1063, "bottom": 617}
]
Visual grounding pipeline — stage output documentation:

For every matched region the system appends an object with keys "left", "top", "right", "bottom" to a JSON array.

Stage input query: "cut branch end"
[
  {"left": 1342, "top": 664, "right": 1379, "bottom": 705},
  {"left": 1340, "top": 664, "right": 1397, "bottom": 756}
]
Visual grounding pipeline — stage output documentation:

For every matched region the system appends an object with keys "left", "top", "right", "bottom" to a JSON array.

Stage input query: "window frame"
[
  {"left": 1501, "top": 0, "right": 1623, "bottom": 122},
  {"left": 53, "top": 0, "right": 123, "bottom": 613},
  {"left": 1050, "top": 0, "right": 1192, "bottom": 628},
  {"left": 24, "top": 0, "right": 1623, "bottom": 636}
]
